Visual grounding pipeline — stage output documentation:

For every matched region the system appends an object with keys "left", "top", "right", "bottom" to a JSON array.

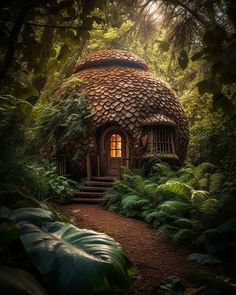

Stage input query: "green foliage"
[
  {"left": 106, "top": 160, "right": 236, "bottom": 259},
  {"left": 20, "top": 221, "right": 135, "bottom": 294},
  {"left": 187, "top": 253, "right": 221, "bottom": 265},
  {"left": 0, "top": 207, "right": 135, "bottom": 294},
  {"left": 200, "top": 198, "right": 220, "bottom": 216},
  {"left": 174, "top": 218, "right": 203, "bottom": 231},
  {"left": 120, "top": 194, "right": 149, "bottom": 217},
  {"left": 155, "top": 181, "right": 192, "bottom": 203},
  {"left": 158, "top": 201, "right": 190, "bottom": 216},
  {"left": 209, "top": 173, "right": 226, "bottom": 194},
  {"left": 173, "top": 229, "right": 196, "bottom": 245},
  {"left": 152, "top": 271, "right": 236, "bottom": 295},
  {"left": 0, "top": 265, "right": 46, "bottom": 295},
  {"left": 28, "top": 164, "right": 76, "bottom": 203},
  {"left": 0, "top": 0, "right": 109, "bottom": 100},
  {"left": 12, "top": 207, "right": 55, "bottom": 225},
  {"left": 186, "top": 271, "right": 236, "bottom": 293},
  {"left": 34, "top": 93, "right": 92, "bottom": 155}
]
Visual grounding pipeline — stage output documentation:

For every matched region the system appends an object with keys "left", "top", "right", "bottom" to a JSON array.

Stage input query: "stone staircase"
[{"left": 71, "top": 176, "right": 115, "bottom": 204}]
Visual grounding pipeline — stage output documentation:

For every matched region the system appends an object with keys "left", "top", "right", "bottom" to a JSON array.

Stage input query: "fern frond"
[
  {"left": 145, "top": 211, "right": 169, "bottom": 223},
  {"left": 158, "top": 200, "right": 190, "bottom": 216},
  {"left": 200, "top": 198, "right": 220, "bottom": 215},
  {"left": 198, "top": 178, "right": 209, "bottom": 190},
  {"left": 159, "top": 224, "right": 178, "bottom": 236},
  {"left": 143, "top": 183, "right": 159, "bottom": 200},
  {"left": 203, "top": 228, "right": 223, "bottom": 241},
  {"left": 209, "top": 173, "right": 226, "bottom": 195},
  {"left": 190, "top": 190, "right": 209, "bottom": 207},
  {"left": 153, "top": 162, "right": 176, "bottom": 179},
  {"left": 173, "top": 229, "right": 196, "bottom": 245},
  {"left": 174, "top": 218, "right": 204, "bottom": 231},
  {"left": 156, "top": 181, "right": 192, "bottom": 203},
  {"left": 217, "top": 218, "right": 236, "bottom": 236},
  {"left": 194, "top": 162, "right": 216, "bottom": 178}
]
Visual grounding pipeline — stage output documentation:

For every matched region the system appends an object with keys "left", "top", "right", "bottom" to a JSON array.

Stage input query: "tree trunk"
[{"left": 0, "top": 1, "right": 29, "bottom": 82}]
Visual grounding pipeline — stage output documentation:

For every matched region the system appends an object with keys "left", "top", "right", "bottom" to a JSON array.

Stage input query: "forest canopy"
[{"left": 1, "top": 0, "right": 235, "bottom": 169}]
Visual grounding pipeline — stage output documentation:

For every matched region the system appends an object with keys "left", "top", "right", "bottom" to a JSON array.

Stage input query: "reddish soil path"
[{"left": 59, "top": 204, "right": 212, "bottom": 295}]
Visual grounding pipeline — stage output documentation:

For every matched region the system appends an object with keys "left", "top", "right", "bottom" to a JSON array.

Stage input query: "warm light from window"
[{"left": 110, "top": 134, "right": 122, "bottom": 157}]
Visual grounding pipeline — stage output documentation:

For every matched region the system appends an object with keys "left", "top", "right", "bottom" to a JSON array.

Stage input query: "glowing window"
[{"left": 110, "top": 134, "right": 122, "bottom": 157}]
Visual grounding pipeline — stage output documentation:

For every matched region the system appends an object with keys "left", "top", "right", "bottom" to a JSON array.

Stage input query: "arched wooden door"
[{"left": 100, "top": 128, "right": 128, "bottom": 176}]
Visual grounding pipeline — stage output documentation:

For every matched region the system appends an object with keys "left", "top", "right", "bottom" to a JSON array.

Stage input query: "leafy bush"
[
  {"left": 158, "top": 200, "right": 190, "bottom": 216},
  {"left": 33, "top": 93, "right": 92, "bottom": 159},
  {"left": 28, "top": 164, "right": 77, "bottom": 203},
  {"left": 0, "top": 207, "right": 136, "bottom": 294},
  {"left": 105, "top": 160, "right": 236, "bottom": 259},
  {"left": 152, "top": 271, "right": 236, "bottom": 294}
]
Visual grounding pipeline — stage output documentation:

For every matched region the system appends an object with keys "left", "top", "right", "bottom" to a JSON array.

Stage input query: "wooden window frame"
[{"left": 145, "top": 126, "right": 175, "bottom": 154}]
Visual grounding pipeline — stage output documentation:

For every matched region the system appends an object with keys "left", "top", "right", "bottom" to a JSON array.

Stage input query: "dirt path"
[{"left": 59, "top": 204, "right": 212, "bottom": 294}]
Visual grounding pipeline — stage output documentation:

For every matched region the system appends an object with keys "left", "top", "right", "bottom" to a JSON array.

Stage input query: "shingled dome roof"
[
  {"left": 141, "top": 114, "right": 176, "bottom": 126},
  {"left": 75, "top": 49, "right": 149, "bottom": 72},
  {"left": 55, "top": 49, "right": 189, "bottom": 163}
]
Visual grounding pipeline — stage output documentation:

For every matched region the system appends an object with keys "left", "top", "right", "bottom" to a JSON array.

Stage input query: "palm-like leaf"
[{"left": 20, "top": 222, "right": 135, "bottom": 294}]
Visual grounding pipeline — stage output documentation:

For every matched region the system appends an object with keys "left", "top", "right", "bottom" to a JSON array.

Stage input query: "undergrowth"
[{"left": 105, "top": 160, "right": 236, "bottom": 260}]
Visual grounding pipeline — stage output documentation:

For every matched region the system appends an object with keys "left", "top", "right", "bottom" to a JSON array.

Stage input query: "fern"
[
  {"left": 187, "top": 253, "right": 221, "bottom": 265},
  {"left": 194, "top": 162, "right": 216, "bottom": 178},
  {"left": 217, "top": 218, "right": 236, "bottom": 237},
  {"left": 145, "top": 211, "right": 169, "bottom": 223},
  {"left": 136, "top": 199, "right": 150, "bottom": 208},
  {"left": 205, "top": 241, "right": 236, "bottom": 256},
  {"left": 158, "top": 200, "right": 190, "bottom": 216},
  {"left": 198, "top": 177, "right": 209, "bottom": 190},
  {"left": 200, "top": 198, "right": 220, "bottom": 216},
  {"left": 173, "top": 229, "right": 196, "bottom": 245},
  {"left": 159, "top": 224, "right": 178, "bottom": 236},
  {"left": 107, "top": 204, "right": 120, "bottom": 213},
  {"left": 156, "top": 181, "right": 192, "bottom": 203},
  {"left": 203, "top": 228, "right": 223, "bottom": 241},
  {"left": 190, "top": 190, "right": 209, "bottom": 208},
  {"left": 153, "top": 162, "right": 176, "bottom": 181},
  {"left": 120, "top": 194, "right": 144, "bottom": 217},
  {"left": 176, "top": 166, "right": 195, "bottom": 183},
  {"left": 174, "top": 218, "right": 204, "bottom": 231},
  {"left": 209, "top": 173, "right": 226, "bottom": 195},
  {"left": 143, "top": 183, "right": 158, "bottom": 200}
]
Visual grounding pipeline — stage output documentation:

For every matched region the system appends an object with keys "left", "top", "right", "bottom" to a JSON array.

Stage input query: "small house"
[{"left": 53, "top": 49, "right": 189, "bottom": 179}]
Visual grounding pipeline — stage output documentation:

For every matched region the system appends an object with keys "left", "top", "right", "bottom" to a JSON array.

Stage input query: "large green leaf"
[
  {"left": 0, "top": 265, "right": 46, "bottom": 295},
  {"left": 20, "top": 222, "right": 135, "bottom": 294},
  {"left": 0, "top": 206, "right": 15, "bottom": 222},
  {"left": 12, "top": 208, "right": 54, "bottom": 225},
  {"left": 187, "top": 253, "right": 221, "bottom": 265}
]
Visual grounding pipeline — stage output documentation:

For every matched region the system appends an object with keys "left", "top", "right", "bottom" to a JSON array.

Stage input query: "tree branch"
[
  {"left": 4, "top": 19, "right": 107, "bottom": 30},
  {"left": 0, "top": 1, "right": 28, "bottom": 82}
]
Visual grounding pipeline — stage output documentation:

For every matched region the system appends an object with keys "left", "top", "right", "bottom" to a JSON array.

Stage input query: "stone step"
[
  {"left": 80, "top": 186, "right": 108, "bottom": 192},
  {"left": 86, "top": 181, "right": 114, "bottom": 187},
  {"left": 71, "top": 198, "right": 104, "bottom": 204},
  {"left": 91, "top": 176, "right": 115, "bottom": 182},
  {"left": 74, "top": 191, "right": 105, "bottom": 198}
]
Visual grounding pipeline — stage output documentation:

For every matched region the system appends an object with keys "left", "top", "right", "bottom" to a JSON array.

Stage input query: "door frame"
[{"left": 99, "top": 126, "right": 130, "bottom": 176}]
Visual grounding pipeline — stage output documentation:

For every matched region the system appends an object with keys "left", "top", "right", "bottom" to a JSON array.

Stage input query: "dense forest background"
[
  {"left": 1, "top": 0, "right": 235, "bottom": 170},
  {"left": 0, "top": 1, "right": 236, "bottom": 294}
]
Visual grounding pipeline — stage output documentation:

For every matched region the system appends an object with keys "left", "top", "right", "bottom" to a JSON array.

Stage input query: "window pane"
[{"left": 110, "top": 134, "right": 122, "bottom": 158}]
